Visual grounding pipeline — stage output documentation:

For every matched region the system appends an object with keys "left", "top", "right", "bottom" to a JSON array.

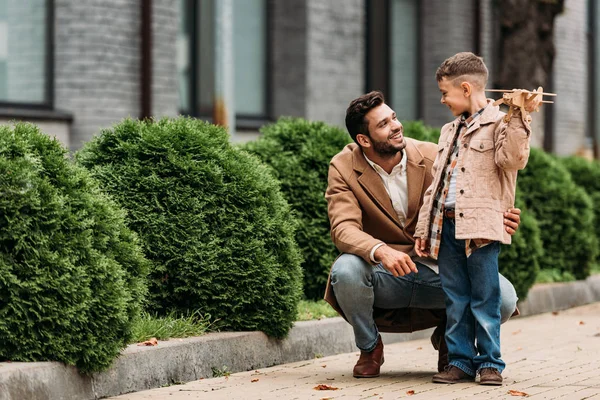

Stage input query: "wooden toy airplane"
[{"left": 487, "top": 87, "right": 556, "bottom": 121}]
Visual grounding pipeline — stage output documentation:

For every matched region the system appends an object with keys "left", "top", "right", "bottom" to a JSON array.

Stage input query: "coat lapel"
[
  {"left": 352, "top": 147, "right": 403, "bottom": 227},
  {"left": 404, "top": 140, "right": 426, "bottom": 228}
]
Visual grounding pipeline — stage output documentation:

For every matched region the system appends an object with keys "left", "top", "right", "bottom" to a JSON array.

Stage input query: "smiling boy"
[{"left": 414, "top": 52, "right": 541, "bottom": 385}]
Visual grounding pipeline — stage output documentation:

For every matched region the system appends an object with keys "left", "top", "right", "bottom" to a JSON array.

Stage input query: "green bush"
[
  {"left": 517, "top": 148, "right": 598, "bottom": 279},
  {"left": 403, "top": 120, "right": 441, "bottom": 143},
  {"left": 0, "top": 123, "right": 148, "bottom": 373},
  {"left": 77, "top": 118, "right": 302, "bottom": 338},
  {"left": 559, "top": 156, "right": 600, "bottom": 261},
  {"left": 498, "top": 196, "right": 543, "bottom": 299},
  {"left": 243, "top": 118, "right": 352, "bottom": 300}
]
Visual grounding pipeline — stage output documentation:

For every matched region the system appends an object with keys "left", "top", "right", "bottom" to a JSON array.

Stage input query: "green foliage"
[
  {"left": 517, "top": 148, "right": 598, "bottom": 279},
  {"left": 498, "top": 196, "right": 543, "bottom": 299},
  {"left": 243, "top": 118, "right": 352, "bottom": 300},
  {"left": 296, "top": 299, "right": 338, "bottom": 321},
  {"left": 403, "top": 120, "right": 441, "bottom": 143},
  {"left": 559, "top": 156, "right": 600, "bottom": 261},
  {"left": 77, "top": 117, "right": 302, "bottom": 338},
  {"left": 0, "top": 123, "right": 148, "bottom": 373}
]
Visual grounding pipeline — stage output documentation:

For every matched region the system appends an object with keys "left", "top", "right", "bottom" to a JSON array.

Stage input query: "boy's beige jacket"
[{"left": 414, "top": 102, "right": 532, "bottom": 244}]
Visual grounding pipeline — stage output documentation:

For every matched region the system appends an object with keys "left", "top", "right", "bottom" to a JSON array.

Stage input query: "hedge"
[
  {"left": 517, "top": 148, "right": 598, "bottom": 280},
  {"left": 0, "top": 123, "right": 148, "bottom": 373},
  {"left": 77, "top": 118, "right": 303, "bottom": 338},
  {"left": 559, "top": 155, "right": 600, "bottom": 262},
  {"left": 243, "top": 118, "right": 352, "bottom": 300}
]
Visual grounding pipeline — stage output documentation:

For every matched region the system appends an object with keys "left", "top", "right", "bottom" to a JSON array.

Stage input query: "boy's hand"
[
  {"left": 414, "top": 237, "right": 429, "bottom": 258},
  {"left": 504, "top": 207, "right": 521, "bottom": 235},
  {"left": 374, "top": 245, "right": 418, "bottom": 277}
]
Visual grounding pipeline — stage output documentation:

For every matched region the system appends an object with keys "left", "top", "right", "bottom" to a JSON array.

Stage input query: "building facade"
[{"left": 0, "top": 0, "right": 597, "bottom": 158}]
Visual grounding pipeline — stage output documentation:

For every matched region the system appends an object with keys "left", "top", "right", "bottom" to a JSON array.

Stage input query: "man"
[{"left": 323, "top": 91, "right": 520, "bottom": 378}]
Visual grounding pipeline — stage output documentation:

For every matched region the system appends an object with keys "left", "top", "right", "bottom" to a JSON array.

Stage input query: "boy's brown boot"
[
  {"left": 432, "top": 366, "right": 474, "bottom": 384},
  {"left": 353, "top": 335, "right": 384, "bottom": 378},
  {"left": 479, "top": 368, "right": 503, "bottom": 385}
]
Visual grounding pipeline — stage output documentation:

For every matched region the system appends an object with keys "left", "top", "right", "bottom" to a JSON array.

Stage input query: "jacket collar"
[{"left": 453, "top": 100, "right": 501, "bottom": 138}]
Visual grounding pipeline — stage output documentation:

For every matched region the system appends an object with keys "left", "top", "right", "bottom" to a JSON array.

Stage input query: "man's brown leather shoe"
[
  {"left": 353, "top": 335, "right": 384, "bottom": 378},
  {"left": 430, "top": 321, "right": 449, "bottom": 372},
  {"left": 432, "top": 366, "right": 474, "bottom": 384},
  {"left": 479, "top": 367, "right": 503, "bottom": 385}
]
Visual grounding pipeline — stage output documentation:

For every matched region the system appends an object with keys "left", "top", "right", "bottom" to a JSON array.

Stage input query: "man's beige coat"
[{"left": 323, "top": 138, "right": 445, "bottom": 333}]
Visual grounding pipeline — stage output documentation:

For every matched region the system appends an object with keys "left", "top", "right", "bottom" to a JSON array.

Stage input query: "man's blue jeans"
[
  {"left": 438, "top": 216, "right": 505, "bottom": 376},
  {"left": 330, "top": 253, "right": 517, "bottom": 355}
]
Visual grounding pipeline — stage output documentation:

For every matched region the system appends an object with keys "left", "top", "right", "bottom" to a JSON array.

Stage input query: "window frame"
[
  {"left": 179, "top": 0, "right": 272, "bottom": 129},
  {"left": 0, "top": 0, "right": 54, "bottom": 110}
]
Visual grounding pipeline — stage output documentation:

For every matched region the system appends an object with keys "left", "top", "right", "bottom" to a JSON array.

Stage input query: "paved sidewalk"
[{"left": 111, "top": 303, "right": 600, "bottom": 400}]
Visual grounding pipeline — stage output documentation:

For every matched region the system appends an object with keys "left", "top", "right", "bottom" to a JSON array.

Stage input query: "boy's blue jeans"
[{"left": 438, "top": 216, "right": 505, "bottom": 377}]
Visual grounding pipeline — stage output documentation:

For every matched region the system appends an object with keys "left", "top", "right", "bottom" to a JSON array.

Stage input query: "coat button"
[
  {"left": 459, "top": 212, "right": 464, "bottom": 217},
  {"left": 461, "top": 167, "right": 465, "bottom": 172},
  {"left": 464, "top": 143, "right": 468, "bottom": 148},
  {"left": 460, "top": 189, "right": 464, "bottom": 194},
  {"left": 480, "top": 144, "right": 484, "bottom": 149}
]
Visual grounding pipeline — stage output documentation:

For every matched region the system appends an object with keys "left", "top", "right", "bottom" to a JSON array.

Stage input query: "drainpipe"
[{"left": 213, "top": 0, "right": 235, "bottom": 137}]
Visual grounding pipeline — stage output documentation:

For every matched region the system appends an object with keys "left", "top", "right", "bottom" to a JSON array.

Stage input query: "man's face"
[
  {"left": 362, "top": 103, "right": 406, "bottom": 156},
  {"left": 438, "top": 77, "right": 469, "bottom": 116}
]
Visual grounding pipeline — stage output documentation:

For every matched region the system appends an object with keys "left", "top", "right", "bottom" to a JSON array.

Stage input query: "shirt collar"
[
  {"left": 363, "top": 148, "right": 408, "bottom": 176},
  {"left": 460, "top": 103, "right": 488, "bottom": 128}
]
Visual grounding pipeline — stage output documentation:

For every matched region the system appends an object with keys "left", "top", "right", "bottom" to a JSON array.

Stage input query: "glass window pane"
[
  {"left": 177, "top": 0, "right": 191, "bottom": 113},
  {"left": 390, "top": 0, "right": 418, "bottom": 120},
  {"left": 233, "top": 0, "right": 266, "bottom": 117},
  {"left": 0, "top": 0, "right": 47, "bottom": 104},
  {"left": 198, "top": 0, "right": 215, "bottom": 116}
]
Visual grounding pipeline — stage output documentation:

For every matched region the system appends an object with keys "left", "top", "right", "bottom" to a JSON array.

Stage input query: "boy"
[{"left": 413, "top": 52, "right": 541, "bottom": 385}]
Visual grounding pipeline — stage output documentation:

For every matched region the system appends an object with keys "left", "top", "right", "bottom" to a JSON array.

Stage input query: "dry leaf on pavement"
[
  {"left": 508, "top": 389, "right": 529, "bottom": 396},
  {"left": 552, "top": 311, "right": 559, "bottom": 315},
  {"left": 314, "top": 384, "right": 339, "bottom": 390},
  {"left": 579, "top": 321, "right": 585, "bottom": 325},
  {"left": 407, "top": 390, "right": 415, "bottom": 395},
  {"left": 137, "top": 337, "right": 158, "bottom": 346},
  {"left": 251, "top": 379, "right": 259, "bottom": 383}
]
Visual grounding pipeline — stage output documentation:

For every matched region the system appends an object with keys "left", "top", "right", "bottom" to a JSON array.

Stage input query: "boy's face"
[
  {"left": 361, "top": 103, "right": 406, "bottom": 156},
  {"left": 438, "top": 77, "right": 470, "bottom": 117}
]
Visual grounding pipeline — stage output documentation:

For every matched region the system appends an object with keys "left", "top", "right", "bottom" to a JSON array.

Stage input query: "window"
[
  {"left": 365, "top": 0, "right": 420, "bottom": 121},
  {"left": 0, "top": 0, "right": 51, "bottom": 107},
  {"left": 177, "top": 0, "right": 269, "bottom": 123}
]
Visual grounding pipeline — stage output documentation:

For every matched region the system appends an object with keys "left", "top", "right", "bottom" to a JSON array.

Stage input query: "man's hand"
[
  {"left": 504, "top": 207, "right": 521, "bottom": 235},
  {"left": 414, "top": 237, "right": 429, "bottom": 258},
  {"left": 374, "top": 245, "right": 418, "bottom": 277}
]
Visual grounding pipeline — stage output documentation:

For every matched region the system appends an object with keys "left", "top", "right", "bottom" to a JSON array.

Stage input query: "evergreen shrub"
[
  {"left": 77, "top": 118, "right": 302, "bottom": 338},
  {"left": 0, "top": 123, "right": 148, "bottom": 373},
  {"left": 517, "top": 148, "right": 597, "bottom": 279},
  {"left": 559, "top": 156, "right": 600, "bottom": 260},
  {"left": 243, "top": 118, "right": 351, "bottom": 300}
]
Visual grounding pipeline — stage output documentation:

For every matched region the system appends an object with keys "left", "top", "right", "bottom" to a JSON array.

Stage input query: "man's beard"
[{"left": 371, "top": 136, "right": 406, "bottom": 157}]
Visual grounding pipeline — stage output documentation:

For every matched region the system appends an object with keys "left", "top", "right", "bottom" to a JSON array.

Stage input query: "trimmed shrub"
[
  {"left": 403, "top": 120, "right": 441, "bottom": 143},
  {"left": 559, "top": 156, "right": 600, "bottom": 261},
  {"left": 517, "top": 148, "right": 598, "bottom": 279},
  {"left": 77, "top": 118, "right": 302, "bottom": 338},
  {"left": 243, "top": 118, "right": 352, "bottom": 300},
  {"left": 0, "top": 123, "right": 148, "bottom": 373},
  {"left": 497, "top": 196, "right": 543, "bottom": 299}
]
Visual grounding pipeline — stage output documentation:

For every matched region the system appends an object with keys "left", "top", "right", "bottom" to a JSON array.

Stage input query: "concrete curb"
[{"left": 2, "top": 274, "right": 600, "bottom": 400}]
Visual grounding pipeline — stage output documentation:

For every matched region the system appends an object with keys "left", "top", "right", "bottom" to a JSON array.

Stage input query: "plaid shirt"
[{"left": 428, "top": 108, "right": 491, "bottom": 259}]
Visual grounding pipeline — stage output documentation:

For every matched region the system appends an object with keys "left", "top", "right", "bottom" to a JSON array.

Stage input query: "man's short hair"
[
  {"left": 435, "top": 52, "right": 488, "bottom": 89},
  {"left": 345, "top": 91, "right": 385, "bottom": 144}
]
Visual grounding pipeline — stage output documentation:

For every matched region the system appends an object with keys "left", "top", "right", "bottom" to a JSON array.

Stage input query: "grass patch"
[
  {"left": 296, "top": 300, "right": 338, "bottom": 321},
  {"left": 130, "top": 310, "right": 212, "bottom": 344},
  {"left": 535, "top": 269, "right": 576, "bottom": 284}
]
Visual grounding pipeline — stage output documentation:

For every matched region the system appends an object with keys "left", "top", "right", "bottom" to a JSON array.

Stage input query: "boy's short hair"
[
  {"left": 345, "top": 91, "right": 385, "bottom": 145},
  {"left": 436, "top": 52, "right": 488, "bottom": 89}
]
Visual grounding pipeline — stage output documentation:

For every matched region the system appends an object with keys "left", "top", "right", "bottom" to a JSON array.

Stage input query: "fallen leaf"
[
  {"left": 137, "top": 337, "right": 158, "bottom": 346},
  {"left": 251, "top": 378, "right": 259, "bottom": 383},
  {"left": 320, "top": 398, "right": 333, "bottom": 400},
  {"left": 512, "top": 329, "right": 521, "bottom": 335},
  {"left": 552, "top": 311, "right": 559, "bottom": 315},
  {"left": 314, "top": 384, "right": 339, "bottom": 391},
  {"left": 326, "top": 377, "right": 335, "bottom": 381},
  {"left": 407, "top": 390, "right": 415, "bottom": 395},
  {"left": 579, "top": 321, "right": 585, "bottom": 325},
  {"left": 508, "top": 389, "right": 529, "bottom": 396},
  {"left": 517, "top": 347, "right": 523, "bottom": 351},
  {"left": 416, "top": 347, "right": 423, "bottom": 350},
  {"left": 321, "top": 365, "right": 327, "bottom": 368}
]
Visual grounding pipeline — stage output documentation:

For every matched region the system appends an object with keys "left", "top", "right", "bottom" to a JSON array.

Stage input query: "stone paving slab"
[{"left": 111, "top": 303, "right": 600, "bottom": 400}]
